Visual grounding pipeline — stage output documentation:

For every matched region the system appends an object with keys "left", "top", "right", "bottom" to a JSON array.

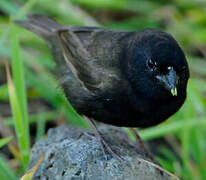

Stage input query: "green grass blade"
[
  {"left": 11, "top": 23, "right": 30, "bottom": 164},
  {"left": 6, "top": 23, "right": 30, "bottom": 169},
  {"left": 0, "top": 0, "right": 19, "bottom": 15},
  {"left": 0, "top": 84, "right": 8, "bottom": 101},
  {"left": 6, "top": 62, "right": 28, "bottom": 169},
  {"left": 0, "top": 137, "right": 13, "bottom": 148},
  {"left": 35, "top": 117, "right": 46, "bottom": 141},
  {"left": 0, "top": 155, "right": 17, "bottom": 180},
  {"left": 4, "top": 111, "right": 57, "bottom": 126},
  {"left": 11, "top": 24, "right": 28, "bottom": 127},
  {"left": 139, "top": 117, "right": 206, "bottom": 140}
]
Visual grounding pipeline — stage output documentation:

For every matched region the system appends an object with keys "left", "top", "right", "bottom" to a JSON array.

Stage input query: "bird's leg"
[
  {"left": 83, "top": 116, "right": 124, "bottom": 162},
  {"left": 129, "top": 128, "right": 161, "bottom": 166}
]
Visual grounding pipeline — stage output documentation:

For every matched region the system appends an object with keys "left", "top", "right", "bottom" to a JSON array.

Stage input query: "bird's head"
[{"left": 123, "top": 29, "right": 189, "bottom": 99}]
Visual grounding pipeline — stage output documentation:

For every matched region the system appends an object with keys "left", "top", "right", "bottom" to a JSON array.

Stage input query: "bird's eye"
[{"left": 147, "top": 59, "right": 156, "bottom": 70}]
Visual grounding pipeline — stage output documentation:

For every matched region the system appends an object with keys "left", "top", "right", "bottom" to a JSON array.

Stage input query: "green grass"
[
  {"left": 0, "top": 0, "right": 206, "bottom": 179},
  {"left": 0, "top": 137, "right": 12, "bottom": 148},
  {"left": 10, "top": 24, "right": 30, "bottom": 168},
  {"left": 0, "top": 155, "right": 17, "bottom": 180},
  {"left": 0, "top": 137, "right": 16, "bottom": 180}
]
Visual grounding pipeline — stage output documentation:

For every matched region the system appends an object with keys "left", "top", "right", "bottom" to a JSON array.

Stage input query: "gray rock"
[{"left": 28, "top": 125, "right": 170, "bottom": 180}]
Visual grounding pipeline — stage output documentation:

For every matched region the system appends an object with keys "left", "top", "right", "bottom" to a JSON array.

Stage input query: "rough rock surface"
[{"left": 28, "top": 125, "right": 170, "bottom": 180}]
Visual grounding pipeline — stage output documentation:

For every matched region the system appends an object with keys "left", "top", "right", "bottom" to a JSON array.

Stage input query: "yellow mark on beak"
[{"left": 171, "top": 88, "right": 177, "bottom": 96}]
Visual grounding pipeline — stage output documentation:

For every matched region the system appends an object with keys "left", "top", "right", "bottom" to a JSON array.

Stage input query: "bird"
[{"left": 15, "top": 14, "right": 189, "bottom": 162}]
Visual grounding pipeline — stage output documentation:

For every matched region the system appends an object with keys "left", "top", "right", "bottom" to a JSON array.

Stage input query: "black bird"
[{"left": 15, "top": 15, "right": 189, "bottom": 160}]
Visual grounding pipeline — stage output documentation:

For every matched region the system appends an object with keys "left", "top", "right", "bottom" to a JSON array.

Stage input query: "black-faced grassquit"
[{"left": 15, "top": 14, "right": 189, "bottom": 129}]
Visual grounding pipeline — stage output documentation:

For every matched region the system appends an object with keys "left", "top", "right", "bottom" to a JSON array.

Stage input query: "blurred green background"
[{"left": 0, "top": 0, "right": 206, "bottom": 179}]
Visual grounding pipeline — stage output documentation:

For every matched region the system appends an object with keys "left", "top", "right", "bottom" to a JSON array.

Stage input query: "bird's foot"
[
  {"left": 129, "top": 128, "right": 161, "bottom": 166},
  {"left": 98, "top": 133, "right": 124, "bottom": 162},
  {"left": 82, "top": 130, "right": 124, "bottom": 162},
  {"left": 83, "top": 116, "right": 128, "bottom": 164}
]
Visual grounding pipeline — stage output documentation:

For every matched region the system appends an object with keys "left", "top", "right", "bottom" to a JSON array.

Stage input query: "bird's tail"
[{"left": 14, "top": 14, "right": 60, "bottom": 40}]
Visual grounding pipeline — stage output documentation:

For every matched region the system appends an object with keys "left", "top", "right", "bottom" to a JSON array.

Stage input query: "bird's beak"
[{"left": 156, "top": 67, "right": 178, "bottom": 96}]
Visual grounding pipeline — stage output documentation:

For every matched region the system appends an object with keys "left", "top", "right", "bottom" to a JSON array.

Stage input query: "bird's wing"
[
  {"left": 15, "top": 15, "right": 132, "bottom": 93},
  {"left": 57, "top": 27, "right": 130, "bottom": 93}
]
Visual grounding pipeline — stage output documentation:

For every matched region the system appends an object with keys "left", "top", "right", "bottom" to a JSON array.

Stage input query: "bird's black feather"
[{"left": 15, "top": 15, "right": 189, "bottom": 127}]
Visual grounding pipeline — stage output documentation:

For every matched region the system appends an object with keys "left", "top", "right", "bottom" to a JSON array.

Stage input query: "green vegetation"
[{"left": 0, "top": 0, "right": 206, "bottom": 179}]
